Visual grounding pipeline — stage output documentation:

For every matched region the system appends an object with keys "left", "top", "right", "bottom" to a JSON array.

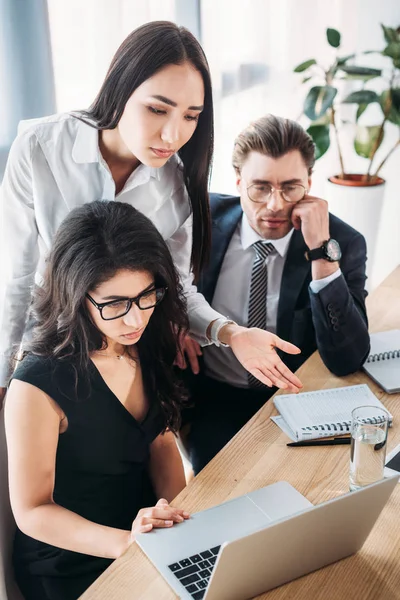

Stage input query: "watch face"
[{"left": 326, "top": 239, "right": 342, "bottom": 261}]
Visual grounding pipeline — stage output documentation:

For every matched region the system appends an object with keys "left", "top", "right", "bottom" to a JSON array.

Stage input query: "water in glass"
[{"left": 349, "top": 425, "right": 387, "bottom": 491}]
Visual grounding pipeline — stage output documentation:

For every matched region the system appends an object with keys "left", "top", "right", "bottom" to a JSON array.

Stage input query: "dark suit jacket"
[{"left": 199, "top": 194, "right": 370, "bottom": 377}]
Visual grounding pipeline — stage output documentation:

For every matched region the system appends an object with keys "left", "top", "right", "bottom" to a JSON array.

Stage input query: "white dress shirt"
[
  {"left": 204, "top": 213, "right": 341, "bottom": 388},
  {"left": 0, "top": 113, "right": 221, "bottom": 385}
]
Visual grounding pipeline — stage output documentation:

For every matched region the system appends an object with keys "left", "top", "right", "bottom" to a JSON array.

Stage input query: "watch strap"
[{"left": 305, "top": 245, "right": 327, "bottom": 261}]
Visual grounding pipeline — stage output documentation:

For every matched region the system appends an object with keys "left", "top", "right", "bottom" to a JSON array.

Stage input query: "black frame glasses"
[
  {"left": 246, "top": 182, "right": 307, "bottom": 204},
  {"left": 86, "top": 286, "right": 167, "bottom": 321}
]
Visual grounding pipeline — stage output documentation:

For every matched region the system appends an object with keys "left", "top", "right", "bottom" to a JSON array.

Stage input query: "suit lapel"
[
  {"left": 277, "top": 229, "right": 311, "bottom": 341},
  {"left": 199, "top": 199, "right": 242, "bottom": 304}
]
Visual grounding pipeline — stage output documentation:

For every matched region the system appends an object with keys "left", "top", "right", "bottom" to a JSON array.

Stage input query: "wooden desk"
[{"left": 82, "top": 266, "right": 400, "bottom": 600}]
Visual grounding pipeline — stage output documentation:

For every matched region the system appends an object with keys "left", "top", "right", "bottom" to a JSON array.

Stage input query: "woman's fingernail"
[
  {"left": 165, "top": 520, "right": 173, "bottom": 526},
  {"left": 183, "top": 511, "right": 190, "bottom": 518}
]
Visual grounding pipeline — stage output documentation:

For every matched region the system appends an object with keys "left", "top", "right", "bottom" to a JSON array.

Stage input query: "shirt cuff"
[
  {"left": 309, "top": 268, "right": 342, "bottom": 294},
  {"left": 187, "top": 304, "right": 226, "bottom": 346}
]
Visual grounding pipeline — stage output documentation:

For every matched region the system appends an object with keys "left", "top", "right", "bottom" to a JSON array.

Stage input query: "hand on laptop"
[
  {"left": 220, "top": 325, "right": 303, "bottom": 392},
  {"left": 130, "top": 498, "right": 190, "bottom": 541}
]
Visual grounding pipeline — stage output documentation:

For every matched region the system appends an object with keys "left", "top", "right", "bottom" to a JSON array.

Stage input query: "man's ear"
[{"left": 235, "top": 172, "right": 242, "bottom": 194}]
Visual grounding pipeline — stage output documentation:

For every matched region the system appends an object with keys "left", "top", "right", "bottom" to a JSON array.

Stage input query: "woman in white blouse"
[{"left": 0, "top": 21, "right": 302, "bottom": 403}]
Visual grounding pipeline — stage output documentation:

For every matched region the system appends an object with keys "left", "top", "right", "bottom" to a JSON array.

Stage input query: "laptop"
[{"left": 137, "top": 475, "right": 399, "bottom": 600}]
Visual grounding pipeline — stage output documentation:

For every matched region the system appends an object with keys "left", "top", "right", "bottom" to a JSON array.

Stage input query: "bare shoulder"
[
  {"left": 6, "top": 378, "right": 64, "bottom": 428},
  {"left": 5, "top": 380, "right": 64, "bottom": 521}
]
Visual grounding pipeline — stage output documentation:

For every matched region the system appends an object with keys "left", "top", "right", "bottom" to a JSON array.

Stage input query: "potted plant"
[{"left": 293, "top": 24, "right": 400, "bottom": 276}]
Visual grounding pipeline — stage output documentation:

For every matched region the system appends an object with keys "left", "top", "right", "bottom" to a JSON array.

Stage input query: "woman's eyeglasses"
[{"left": 86, "top": 287, "right": 167, "bottom": 321}]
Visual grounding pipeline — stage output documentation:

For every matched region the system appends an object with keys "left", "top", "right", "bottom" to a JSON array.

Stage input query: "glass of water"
[{"left": 349, "top": 405, "right": 390, "bottom": 492}]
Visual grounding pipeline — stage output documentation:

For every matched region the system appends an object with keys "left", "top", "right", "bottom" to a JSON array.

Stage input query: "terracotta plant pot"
[{"left": 328, "top": 174, "right": 385, "bottom": 187}]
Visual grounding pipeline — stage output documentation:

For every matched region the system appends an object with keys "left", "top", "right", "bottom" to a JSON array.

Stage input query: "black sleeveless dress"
[{"left": 11, "top": 354, "right": 165, "bottom": 600}]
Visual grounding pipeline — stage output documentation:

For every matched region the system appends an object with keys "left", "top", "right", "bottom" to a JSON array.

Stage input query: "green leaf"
[
  {"left": 307, "top": 125, "right": 330, "bottom": 159},
  {"left": 380, "top": 89, "right": 392, "bottom": 114},
  {"left": 337, "top": 53, "right": 356, "bottom": 65},
  {"left": 339, "top": 65, "right": 382, "bottom": 81},
  {"left": 304, "top": 86, "right": 338, "bottom": 121},
  {"left": 356, "top": 104, "right": 368, "bottom": 121},
  {"left": 380, "top": 89, "right": 400, "bottom": 125},
  {"left": 354, "top": 125, "right": 384, "bottom": 158},
  {"left": 312, "top": 111, "right": 332, "bottom": 126},
  {"left": 394, "top": 58, "right": 400, "bottom": 69},
  {"left": 302, "top": 75, "right": 313, "bottom": 84},
  {"left": 383, "top": 42, "right": 400, "bottom": 60},
  {"left": 342, "top": 90, "right": 379, "bottom": 104},
  {"left": 327, "top": 28, "right": 341, "bottom": 48},
  {"left": 381, "top": 24, "right": 400, "bottom": 44},
  {"left": 294, "top": 59, "right": 317, "bottom": 73},
  {"left": 391, "top": 89, "right": 400, "bottom": 125}
]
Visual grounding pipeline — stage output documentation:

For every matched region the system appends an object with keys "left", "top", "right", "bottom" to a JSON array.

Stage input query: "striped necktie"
[{"left": 247, "top": 240, "right": 275, "bottom": 388}]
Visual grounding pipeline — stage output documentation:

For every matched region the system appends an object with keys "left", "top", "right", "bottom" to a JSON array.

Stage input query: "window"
[{"left": 47, "top": 0, "right": 176, "bottom": 112}]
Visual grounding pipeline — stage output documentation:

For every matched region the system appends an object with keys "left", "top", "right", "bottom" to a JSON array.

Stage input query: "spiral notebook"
[
  {"left": 363, "top": 329, "right": 400, "bottom": 394},
  {"left": 271, "top": 384, "right": 392, "bottom": 442}
]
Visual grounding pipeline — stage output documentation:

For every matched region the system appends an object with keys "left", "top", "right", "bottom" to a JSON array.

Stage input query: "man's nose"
[{"left": 266, "top": 189, "right": 285, "bottom": 212}]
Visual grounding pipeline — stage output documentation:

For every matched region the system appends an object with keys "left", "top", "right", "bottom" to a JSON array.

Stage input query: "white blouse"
[{"left": 0, "top": 113, "right": 221, "bottom": 385}]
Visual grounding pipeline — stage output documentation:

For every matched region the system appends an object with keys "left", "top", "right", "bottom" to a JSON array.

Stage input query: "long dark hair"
[
  {"left": 81, "top": 21, "right": 213, "bottom": 280},
  {"left": 29, "top": 201, "right": 188, "bottom": 432}
]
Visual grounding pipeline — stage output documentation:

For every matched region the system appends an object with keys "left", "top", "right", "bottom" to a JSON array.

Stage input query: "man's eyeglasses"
[
  {"left": 247, "top": 182, "right": 307, "bottom": 204},
  {"left": 86, "top": 287, "right": 167, "bottom": 321}
]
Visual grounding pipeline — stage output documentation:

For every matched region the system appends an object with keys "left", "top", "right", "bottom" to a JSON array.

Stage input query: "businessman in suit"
[{"left": 187, "top": 114, "right": 370, "bottom": 473}]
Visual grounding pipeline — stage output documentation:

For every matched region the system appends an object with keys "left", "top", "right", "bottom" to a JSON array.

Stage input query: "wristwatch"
[{"left": 305, "top": 239, "right": 342, "bottom": 262}]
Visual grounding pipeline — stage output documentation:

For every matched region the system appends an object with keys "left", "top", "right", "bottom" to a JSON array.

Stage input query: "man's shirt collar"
[{"left": 240, "top": 212, "right": 294, "bottom": 257}]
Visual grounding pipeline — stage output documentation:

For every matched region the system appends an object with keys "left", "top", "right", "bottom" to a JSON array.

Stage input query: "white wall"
[
  {"left": 47, "top": 0, "right": 177, "bottom": 112},
  {"left": 312, "top": 0, "right": 400, "bottom": 290}
]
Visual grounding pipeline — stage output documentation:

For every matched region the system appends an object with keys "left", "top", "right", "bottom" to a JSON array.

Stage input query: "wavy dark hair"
[
  {"left": 79, "top": 20, "right": 213, "bottom": 280},
  {"left": 29, "top": 201, "right": 188, "bottom": 432}
]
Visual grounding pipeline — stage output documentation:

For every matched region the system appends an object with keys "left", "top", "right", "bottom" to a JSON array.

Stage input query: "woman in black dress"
[{"left": 5, "top": 200, "right": 190, "bottom": 600}]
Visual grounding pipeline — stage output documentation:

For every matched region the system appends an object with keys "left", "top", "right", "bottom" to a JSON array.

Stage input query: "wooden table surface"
[{"left": 81, "top": 266, "right": 400, "bottom": 600}]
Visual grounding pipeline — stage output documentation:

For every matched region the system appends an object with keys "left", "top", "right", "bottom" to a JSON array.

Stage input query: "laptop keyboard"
[{"left": 168, "top": 545, "right": 221, "bottom": 599}]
